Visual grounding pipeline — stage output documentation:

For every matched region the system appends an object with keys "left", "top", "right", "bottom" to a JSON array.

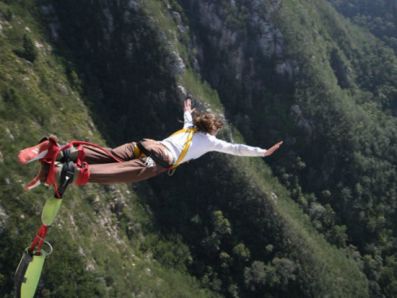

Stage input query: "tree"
[{"left": 17, "top": 34, "right": 38, "bottom": 62}]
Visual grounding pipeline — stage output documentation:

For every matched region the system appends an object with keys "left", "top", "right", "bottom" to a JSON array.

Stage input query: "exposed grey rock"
[
  {"left": 270, "top": 192, "right": 278, "bottom": 203},
  {"left": 40, "top": 5, "right": 54, "bottom": 16},
  {"left": 102, "top": 7, "right": 114, "bottom": 43},
  {"left": 0, "top": 205, "right": 8, "bottom": 234},
  {"left": 172, "top": 11, "right": 182, "bottom": 25},
  {"left": 5, "top": 128, "right": 14, "bottom": 141},
  {"left": 57, "top": 83, "right": 69, "bottom": 96},
  {"left": 251, "top": 16, "right": 284, "bottom": 58},
  {"left": 168, "top": 50, "right": 185, "bottom": 75},
  {"left": 275, "top": 60, "right": 296, "bottom": 80},
  {"left": 290, "top": 104, "right": 313, "bottom": 136},
  {"left": 91, "top": 195, "right": 102, "bottom": 213},
  {"left": 191, "top": 55, "right": 200, "bottom": 73},
  {"left": 41, "top": 4, "right": 60, "bottom": 40},
  {"left": 110, "top": 198, "right": 125, "bottom": 217},
  {"left": 172, "top": 11, "right": 187, "bottom": 33},
  {"left": 199, "top": 3, "right": 223, "bottom": 33},
  {"left": 126, "top": 0, "right": 140, "bottom": 10},
  {"left": 268, "top": 0, "right": 282, "bottom": 15},
  {"left": 0, "top": 150, "right": 3, "bottom": 163},
  {"left": 49, "top": 21, "right": 60, "bottom": 40},
  {"left": 177, "top": 84, "right": 187, "bottom": 98},
  {"left": 104, "top": 8, "right": 114, "bottom": 32},
  {"left": 189, "top": 0, "right": 289, "bottom": 97}
]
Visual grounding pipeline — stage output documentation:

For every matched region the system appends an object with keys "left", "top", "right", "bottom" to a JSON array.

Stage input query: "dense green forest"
[
  {"left": 329, "top": 0, "right": 397, "bottom": 53},
  {"left": 0, "top": 0, "right": 396, "bottom": 297}
]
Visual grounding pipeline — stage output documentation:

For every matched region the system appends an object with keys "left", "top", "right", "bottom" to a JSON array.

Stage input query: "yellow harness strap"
[
  {"left": 132, "top": 128, "right": 197, "bottom": 174},
  {"left": 169, "top": 127, "right": 197, "bottom": 171},
  {"left": 133, "top": 143, "right": 142, "bottom": 159}
]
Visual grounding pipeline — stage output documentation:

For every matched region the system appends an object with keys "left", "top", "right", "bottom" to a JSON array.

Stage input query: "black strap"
[
  {"left": 14, "top": 251, "right": 33, "bottom": 298},
  {"left": 137, "top": 142, "right": 170, "bottom": 169},
  {"left": 55, "top": 161, "right": 75, "bottom": 198},
  {"left": 59, "top": 148, "right": 71, "bottom": 163}
]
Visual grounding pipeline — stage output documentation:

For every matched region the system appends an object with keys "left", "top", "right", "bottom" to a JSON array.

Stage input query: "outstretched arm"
[
  {"left": 208, "top": 136, "right": 283, "bottom": 158},
  {"left": 264, "top": 141, "right": 283, "bottom": 157}
]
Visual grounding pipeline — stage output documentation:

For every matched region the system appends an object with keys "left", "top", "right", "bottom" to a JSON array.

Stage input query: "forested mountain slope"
[
  {"left": 177, "top": 0, "right": 397, "bottom": 295},
  {"left": 0, "top": 1, "right": 218, "bottom": 297},
  {"left": 0, "top": 0, "right": 396, "bottom": 297},
  {"left": 328, "top": 0, "right": 397, "bottom": 53}
]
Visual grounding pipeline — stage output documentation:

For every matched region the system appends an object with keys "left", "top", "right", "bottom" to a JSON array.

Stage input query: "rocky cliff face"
[
  {"left": 41, "top": 0, "right": 183, "bottom": 142},
  {"left": 38, "top": 0, "right": 371, "bottom": 297},
  {"left": 4, "top": 0, "right": 397, "bottom": 296},
  {"left": 174, "top": 1, "right": 397, "bottom": 296},
  {"left": 177, "top": 0, "right": 298, "bottom": 146},
  {"left": 209, "top": 0, "right": 294, "bottom": 78}
]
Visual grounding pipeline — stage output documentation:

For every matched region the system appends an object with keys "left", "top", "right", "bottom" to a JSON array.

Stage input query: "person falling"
[{"left": 19, "top": 96, "right": 283, "bottom": 198}]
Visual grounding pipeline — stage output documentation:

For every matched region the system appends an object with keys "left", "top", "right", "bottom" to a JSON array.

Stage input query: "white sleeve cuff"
[{"left": 183, "top": 111, "right": 193, "bottom": 128}]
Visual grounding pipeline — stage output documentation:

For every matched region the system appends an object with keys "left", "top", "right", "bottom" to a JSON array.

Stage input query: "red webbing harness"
[
  {"left": 28, "top": 224, "right": 49, "bottom": 255},
  {"left": 25, "top": 139, "right": 123, "bottom": 197},
  {"left": 26, "top": 139, "right": 123, "bottom": 254}
]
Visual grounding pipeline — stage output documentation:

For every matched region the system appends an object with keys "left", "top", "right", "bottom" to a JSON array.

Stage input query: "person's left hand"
[{"left": 264, "top": 141, "right": 283, "bottom": 157}]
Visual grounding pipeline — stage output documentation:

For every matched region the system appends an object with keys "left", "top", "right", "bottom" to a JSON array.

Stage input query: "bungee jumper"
[
  {"left": 20, "top": 96, "right": 283, "bottom": 193},
  {"left": 14, "top": 96, "right": 283, "bottom": 297}
]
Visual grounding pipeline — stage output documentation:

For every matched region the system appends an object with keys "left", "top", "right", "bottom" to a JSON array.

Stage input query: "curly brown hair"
[{"left": 193, "top": 112, "right": 224, "bottom": 134}]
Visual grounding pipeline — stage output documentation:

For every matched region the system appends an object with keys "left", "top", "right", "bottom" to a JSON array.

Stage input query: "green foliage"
[
  {"left": 201, "top": 210, "right": 232, "bottom": 253},
  {"left": 244, "top": 258, "right": 296, "bottom": 291},
  {"left": 232, "top": 243, "right": 251, "bottom": 263},
  {"left": 379, "top": 256, "right": 397, "bottom": 298},
  {"left": 244, "top": 261, "right": 268, "bottom": 291},
  {"left": 14, "top": 34, "right": 38, "bottom": 62},
  {"left": 40, "top": 240, "right": 107, "bottom": 297},
  {"left": 0, "top": 1, "right": 217, "bottom": 297},
  {"left": 2, "top": 0, "right": 394, "bottom": 297},
  {"left": 329, "top": 0, "right": 397, "bottom": 52},
  {"left": 176, "top": 0, "right": 397, "bottom": 295},
  {"left": 144, "top": 234, "right": 193, "bottom": 271}
]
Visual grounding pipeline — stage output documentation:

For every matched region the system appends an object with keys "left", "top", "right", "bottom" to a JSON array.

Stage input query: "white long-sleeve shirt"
[{"left": 161, "top": 111, "right": 265, "bottom": 165}]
